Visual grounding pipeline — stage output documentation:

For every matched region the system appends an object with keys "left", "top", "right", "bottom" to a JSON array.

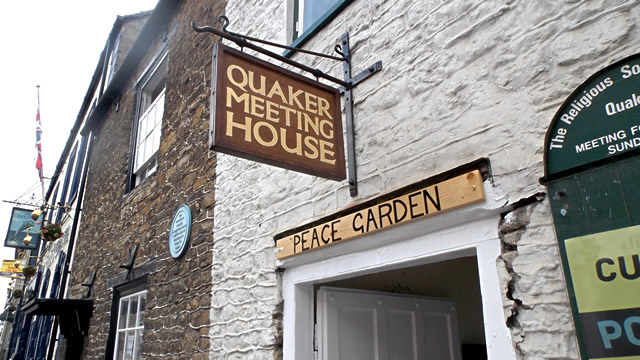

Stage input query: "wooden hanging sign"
[
  {"left": 275, "top": 170, "right": 485, "bottom": 259},
  {"left": 210, "top": 43, "right": 346, "bottom": 181}
]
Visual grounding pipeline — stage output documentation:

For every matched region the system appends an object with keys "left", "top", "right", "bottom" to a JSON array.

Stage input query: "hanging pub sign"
[
  {"left": 3, "top": 207, "right": 42, "bottom": 250},
  {"left": 210, "top": 43, "right": 346, "bottom": 181},
  {"left": 275, "top": 170, "right": 484, "bottom": 259},
  {"left": 544, "top": 53, "right": 640, "bottom": 178}
]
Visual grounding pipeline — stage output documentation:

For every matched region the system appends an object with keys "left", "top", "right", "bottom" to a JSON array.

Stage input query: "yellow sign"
[
  {"left": 565, "top": 225, "right": 640, "bottom": 359},
  {"left": 276, "top": 170, "right": 485, "bottom": 259},
  {"left": 565, "top": 225, "right": 640, "bottom": 313},
  {"left": 0, "top": 260, "right": 23, "bottom": 277}
]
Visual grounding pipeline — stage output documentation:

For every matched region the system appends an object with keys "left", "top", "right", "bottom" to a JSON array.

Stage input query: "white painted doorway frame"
[{"left": 278, "top": 182, "right": 516, "bottom": 360}]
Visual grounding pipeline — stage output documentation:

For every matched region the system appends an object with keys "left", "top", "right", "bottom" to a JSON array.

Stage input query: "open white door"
[{"left": 316, "top": 287, "right": 462, "bottom": 360}]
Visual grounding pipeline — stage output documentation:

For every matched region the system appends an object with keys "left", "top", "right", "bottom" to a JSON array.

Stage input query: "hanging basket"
[
  {"left": 12, "top": 290, "right": 23, "bottom": 299},
  {"left": 22, "top": 266, "right": 37, "bottom": 278},
  {"left": 42, "top": 223, "right": 63, "bottom": 242}
]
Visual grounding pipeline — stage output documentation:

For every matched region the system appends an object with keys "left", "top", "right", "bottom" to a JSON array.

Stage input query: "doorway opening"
[{"left": 314, "top": 256, "right": 486, "bottom": 360}]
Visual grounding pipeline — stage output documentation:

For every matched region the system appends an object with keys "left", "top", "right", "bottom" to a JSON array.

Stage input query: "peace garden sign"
[{"left": 542, "top": 53, "right": 640, "bottom": 359}]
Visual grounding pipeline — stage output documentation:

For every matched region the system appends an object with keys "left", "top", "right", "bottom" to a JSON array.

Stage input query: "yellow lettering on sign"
[
  {"left": 226, "top": 112, "right": 252, "bottom": 142},
  {"left": 223, "top": 63, "right": 340, "bottom": 165},
  {"left": 275, "top": 170, "right": 485, "bottom": 259},
  {"left": 318, "top": 97, "right": 332, "bottom": 120},
  {"left": 226, "top": 87, "right": 249, "bottom": 113},
  {"left": 227, "top": 64, "right": 248, "bottom": 91}
]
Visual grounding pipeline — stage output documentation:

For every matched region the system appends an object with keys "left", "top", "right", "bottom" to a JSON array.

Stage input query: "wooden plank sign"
[
  {"left": 275, "top": 170, "right": 485, "bottom": 259},
  {"left": 210, "top": 43, "right": 346, "bottom": 181}
]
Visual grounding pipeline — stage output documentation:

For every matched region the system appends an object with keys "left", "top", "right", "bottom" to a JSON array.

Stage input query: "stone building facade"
[
  {"left": 66, "top": 1, "right": 222, "bottom": 359},
  {"left": 10, "top": 0, "right": 640, "bottom": 359}
]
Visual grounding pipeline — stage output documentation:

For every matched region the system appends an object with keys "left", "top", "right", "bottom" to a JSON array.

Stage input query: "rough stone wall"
[
  {"left": 215, "top": 0, "right": 640, "bottom": 359},
  {"left": 70, "top": 1, "right": 222, "bottom": 359}
]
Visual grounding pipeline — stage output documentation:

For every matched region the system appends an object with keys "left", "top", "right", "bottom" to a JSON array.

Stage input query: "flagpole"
[{"left": 36, "top": 85, "right": 45, "bottom": 203}]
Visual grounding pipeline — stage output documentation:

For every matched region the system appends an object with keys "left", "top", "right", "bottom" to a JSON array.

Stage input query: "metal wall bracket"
[
  {"left": 81, "top": 269, "right": 97, "bottom": 300},
  {"left": 119, "top": 244, "right": 139, "bottom": 281},
  {"left": 338, "top": 33, "right": 382, "bottom": 197}
]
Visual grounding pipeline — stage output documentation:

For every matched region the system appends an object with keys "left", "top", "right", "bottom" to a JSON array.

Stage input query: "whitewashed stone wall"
[{"left": 213, "top": 0, "right": 640, "bottom": 358}]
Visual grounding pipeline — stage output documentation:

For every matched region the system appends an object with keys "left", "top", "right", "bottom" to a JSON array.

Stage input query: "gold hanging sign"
[{"left": 210, "top": 44, "right": 346, "bottom": 181}]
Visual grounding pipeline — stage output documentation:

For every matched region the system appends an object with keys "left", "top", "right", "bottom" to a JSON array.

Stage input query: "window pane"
[
  {"left": 150, "top": 131, "right": 156, "bottom": 152},
  {"left": 128, "top": 296, "right": 139, "bottom": 328},
  {"left": 124, "top": 331, "right": 135, "bottom": 360},
  {"left": 145, "top": 136, "right": 153, "bottom": 163},
  {"left": 303, "top": 0, "right": 340, "bottom": 31},
  {"left": 153, "top": 124, "right": 161, "bottom": 154},
  {"left": 138, "top": 293, "right": 146, "bottom": 327},
  {"left": 115, "top": 332, "right": 125, "bottom": 360},
  {"left": 155, "top": 92, "right": 165, "bottom": 125},
  {"left": 118, "top": 299, "right": 129, "bottom": 329},
  {"left": 141, "top": 93, "right": 151, "bottom": 115},
  {"left": 150, "top": 106, "right": 158, "bottom": 130},
  {"left": 144, "top": 114, "right": 152, "bottom": 137},
  {"left": 137, "top": 116, "right": 146, "bottom": 143},
  {"left": 135, "top": 140, "right": 145, "bottom": 171}
]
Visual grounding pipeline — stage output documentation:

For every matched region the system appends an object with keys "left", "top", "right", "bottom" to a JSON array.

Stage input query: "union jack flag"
[{"left": 35, "top": 86, "right": 43, "bottom": 180}]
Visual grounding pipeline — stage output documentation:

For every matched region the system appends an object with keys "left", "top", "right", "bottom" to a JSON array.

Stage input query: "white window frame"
[
  {"left": 131, "top": 51, "right": 168, "bottom": 188},
  {"left": 278, "top": 182, "right": 516, "bottom": 360},
  {"left": 134, "top": 87, "right": 165, "bottom": 174},
  {"left": 106, "top": 34, "right": 121, "bottom": 86},
  {"left": 113, "top": 290, "right": 147, "bottom": 360}
]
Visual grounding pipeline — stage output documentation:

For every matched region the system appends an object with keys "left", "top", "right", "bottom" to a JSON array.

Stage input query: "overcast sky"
[{"left": 0, "top": 0, "right": 159, "bottom": 312}]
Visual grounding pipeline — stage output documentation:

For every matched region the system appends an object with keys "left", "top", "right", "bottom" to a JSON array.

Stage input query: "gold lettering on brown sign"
[
  {"left": 275, "top": 170, "right": 485, "bottom": 259},
  {"left": 211, "top": 44, "right": 345, "bottom": 181}
]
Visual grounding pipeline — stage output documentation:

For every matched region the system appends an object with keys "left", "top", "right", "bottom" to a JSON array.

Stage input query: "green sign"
[
  {"left": 546, "top": 157, "right": 640, "bottom": 360},
  {"left": 545, "top": 53, "right": 640, "bottom": 177}
]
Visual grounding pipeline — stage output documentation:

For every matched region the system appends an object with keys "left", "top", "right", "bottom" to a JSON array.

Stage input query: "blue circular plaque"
[{"left": 169, "top": 205, "right": 191, "bottom": 258}]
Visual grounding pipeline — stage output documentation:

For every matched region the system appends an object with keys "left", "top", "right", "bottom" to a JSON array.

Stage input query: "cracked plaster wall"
[{"left": 498, "top": 198, "right": 578, "bottom": 359}]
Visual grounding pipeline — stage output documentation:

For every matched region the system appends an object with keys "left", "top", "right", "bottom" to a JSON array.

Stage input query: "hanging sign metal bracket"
[
  {"left": 337, "top": 34, "right": 382, "bottom": 196},
  {"left": 192, "top": 16, "right": 382, "bottom": 197}
]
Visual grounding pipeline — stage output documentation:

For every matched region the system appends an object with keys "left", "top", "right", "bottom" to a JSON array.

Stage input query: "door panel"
[
  {"left": 317, "top": 286, "right": 461, "bottom": 360},
  {"left": 337, "top": 308, "right": 377, "bottom": 360},
  {"left": 424, "top": 312, "right": 455, "bottom": 358},
  {"left": 387, "top": 310, "right": 417, "bottom": 359}
]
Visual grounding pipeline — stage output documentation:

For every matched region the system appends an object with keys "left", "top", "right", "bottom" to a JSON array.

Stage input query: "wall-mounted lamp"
[
  {"left": 31, "top": 208, "right": 42, "bottom": 220},
  {"left": 23, "top": 227, "right": 34, "bottom": 246}
]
